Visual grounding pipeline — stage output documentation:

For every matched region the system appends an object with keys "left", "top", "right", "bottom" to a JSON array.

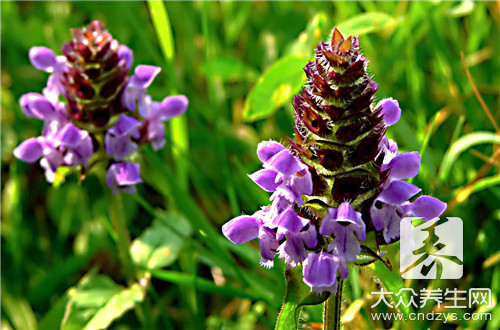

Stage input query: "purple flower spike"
[
  {"left": 220, "top": 26, "right": 448, "bottom": 294},
  {"left": 29, "top": 47, "right": 57, "bottom": 72},
  {"left": 15, "top": 21, "right": 188, "bottom": 193},
  {"left": 377, "top": 98, "right": 401, "bottom": 126},
  {"left": 105, "top": 115, "right": 140, "bottom": 160},
  {"left": 13, "top": 138, "right": 44, "bottom": 163},
  {"left": 222, "top": 215, "right": 260, "bottom": 244},
  {"left": 106, "top": 162, "right": 143, "bottom": 194},
  {"left": 303, "top": 252, "right": 340, "bottom": 294}
]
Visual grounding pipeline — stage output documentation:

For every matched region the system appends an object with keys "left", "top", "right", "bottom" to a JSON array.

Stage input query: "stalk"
[
  {"left": 323, "top": 279, "right": 343, "bottom": 330},
  {"left": 106, "top": 191, "right": 135, "bottom": 283}
]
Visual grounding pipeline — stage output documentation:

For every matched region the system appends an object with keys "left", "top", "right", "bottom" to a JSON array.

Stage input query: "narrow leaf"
[{"left": 243, "top": 56, "right": 307, "bottom": 122}]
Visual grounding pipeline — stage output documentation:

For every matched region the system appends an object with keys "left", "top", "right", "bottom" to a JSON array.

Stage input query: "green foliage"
[{"left": 1, "top": 1, "right": 498, "bottom": 329}]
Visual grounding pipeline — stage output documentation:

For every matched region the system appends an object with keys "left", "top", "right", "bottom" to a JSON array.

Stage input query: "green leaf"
[
  {"left": 49, "top": 272, "right": 145, "bottom": 330},
  {"left": 276, "top": 265, "right": 330, "bottom": 329},
  {"left": 243, "top": 56, "right": 307, "bottom": 122},
  {"left": 439, "top": 131, "right": 500, "bottom": 181},
  {"left": 202, "top": 57, "right": 259, "bottom": 82},
  {"left": 337, "top": 12, "right": 395, "bottom": 36},
  {"left": 84, "top": 283, "right": 145, "bottom": 330},
  {"left": 130, "top": 212, "right": 192, "bottom": 269},
  {"left": 370, "top": 261, "right": 413, "bottom": 320}
]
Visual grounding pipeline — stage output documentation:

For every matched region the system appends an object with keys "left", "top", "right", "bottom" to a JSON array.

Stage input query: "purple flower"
[
  {"left": 14, "top": 21, "right": 188, "bottom": 192},
  {"left": 122, "top": 65, "right": 161, "bottom": 112},
  {"left": 371, "top": 171, "right": 447, "bottom": 243},
  {"left": 320, "top": 202, "right": 366, "bottom": 261},
  {"left": 139, "top": 95, "right": 189, "bottom": 150},
  {"left": 14, "top": 122, "right": 93, "bottom": 182},
  {"left": 250, "top": 140, "right": 312, "bottom": 207},
  {"left": 106, "top": 162, "right": 143, "bottom": 194},
  {"left": 222, "top": 141, "right": 316, "bottom": 267},
  {"left": 105, "top": 115, "right": 140, "bottom": 160},
  {"left": 221, "top": 27, "right": 448, "bottom": 296},
  {"left": 303, "top": 252, "right": 348, "bottom": 294},
  {"left": 13, "top": 138, "right": 44, "bottom": 163}
]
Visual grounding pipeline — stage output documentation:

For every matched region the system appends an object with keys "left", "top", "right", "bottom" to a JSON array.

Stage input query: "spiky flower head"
[
  {"left": 222, "top": 27, "right": 446, "bottom": 294},
  {"left": 14, "top": 21, "right": 188, "bottom": 193}
]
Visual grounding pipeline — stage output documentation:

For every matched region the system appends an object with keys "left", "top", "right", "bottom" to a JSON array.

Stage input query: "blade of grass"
[
  {"left": 408, "top": 112, "right": 439, "bottom": 184},
  {"left": 201, "top": 1, "right": 240, "bottom": 217},
  {"left": 460, "top": 52, "right": 499, "bottom": 131},
  {"left": 146, "top": 268, "right": 264, "bottom": 301},
  {"left": 147, "top": 0, "right": 189, "bottom": 191},
  {"left": 439, "top": 131, "right": 500, "bottom": 181}
]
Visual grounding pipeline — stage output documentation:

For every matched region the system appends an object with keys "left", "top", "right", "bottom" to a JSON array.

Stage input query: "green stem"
[
  {"left": 324, "top": 279, "right": 343, "bottom": 330},
  {"left": 106, "top": 191, "right": 135, "bottom": 283}
]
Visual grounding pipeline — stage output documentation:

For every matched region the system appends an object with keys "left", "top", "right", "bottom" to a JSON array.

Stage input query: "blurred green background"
[{"left": 1, "top": 1, "right": 499, "bottom": 329}]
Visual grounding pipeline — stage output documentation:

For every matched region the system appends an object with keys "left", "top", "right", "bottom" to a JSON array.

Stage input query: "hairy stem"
[
  {"left": 324, "top": 279, "right": 343, "bottom": 330},
  {"left": 106, "top": 191, "right": 135, "bottom": 283}
]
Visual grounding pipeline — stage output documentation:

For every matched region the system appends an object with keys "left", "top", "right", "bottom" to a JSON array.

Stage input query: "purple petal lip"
[
  {"left": 268, "top": 149, "right": 305, "bottom": 175},
  {"left": 29, "top": 47, "right": 57, "bottom": 71},
  {"left": 335, "top": 202, "right": 358, "bottom": 224},
  {"left": 117, "top": 45, "right": 133, "bottom": 70},
  {"left": 222, "top": 215, "right": 260, "bottom": 244},
  {"left": 56, "top": 123, "right": 85, "bottom": 147},
  {"left": 275, "top": 208, "right": 309, "bottom": 233},
  {"left": 13, "top": 138, "right": 44, "bottom": 163},
  {"left": 106, "top": 162, "right": 142, "bottom": 192},
  {"left": 377, "top": 98, "right": 401, "bottom": 126},
  {"left": 256, "top": 140, "right": 286, "bottom": 163},
  {"left": 132, "top": 65, "right": 161, "bottom": 87},
  {"left": 388, "top": 152, "right": 421, "bottom": 179},
  {"left": 378, "top": 180, "right": 421, "bottom": 205},
  {"left": 303, "top": 252, "right": 338, "bottom": 290},
  {"left": 406, "top": 196, "right": 447, "bottom": 220},
  {"left": 248, "top": 169, "right": 280, "bottom": 192},
  {"left": 159, "top": 95, "right": 189, "bottom": 121}
]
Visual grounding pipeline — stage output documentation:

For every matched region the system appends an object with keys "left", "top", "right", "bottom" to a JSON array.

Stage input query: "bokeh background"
[{"left": 1, "top": 1, "right": 499, "bottom": 329}]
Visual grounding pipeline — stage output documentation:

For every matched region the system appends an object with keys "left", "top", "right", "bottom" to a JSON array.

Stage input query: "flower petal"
[
  {"left": 248, "top": 169, "right": 280, "bottom": 192},
  {"left": 406, "top": 196, "right": 447, "bottom": 220},
  {"left": 388, "top": 152, "right": 421, "bottom": 179},
  {"left": 290, "top": 170, "right": 313, "bottom": 196},
  {"left": 222, "top": 215, "right": 260, "bottom": 244},
  {"left": 29, "top": 47, "right": 57, "bottom": 72},
  {"left": 378, "top": 180, "right": 421, "bottom": 205},
  {"left": 56, "top": 123, "right": 85, "bottom": 147},
  {"left": 256, "top": 140, "right": 286, "bottom": 163},
  {"left": 268, "top": 149, "right": 306, "bottom": 175},
  {"left": 301, "top": 225, "right": 318, "bottom": 249},
  {"left": 335, "top": 202, "right": 358, "bottom": 224},
  {"left": 377, "top": 98, "right": 401, "bottom": 126},
  {"left": 131, "top": 65, "right": 161, "bottom": 88},
  {"left": 13, "top": 138, "right": 44, "bottom": 163},
  {"left": 117, "top": 45, "right": 133, "bottom": 70},
  {"left": 275, "top": 208, "right": 309, "bottom": 233},
  {"left": 258, "top": 226, "right": 278, "bottom": 261},
  {"left": 303, "top": 252, "right": 338, "bottom": 293},
  {"left": 158, "top": 95, "right": 189, "bottom": 121}
]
